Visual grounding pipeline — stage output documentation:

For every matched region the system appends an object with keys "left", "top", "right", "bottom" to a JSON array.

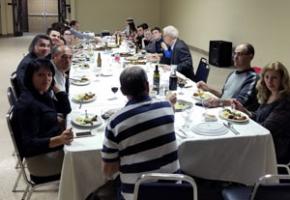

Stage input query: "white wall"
[
  {"left": 160, "top": 0, "right": 290, "bottom": 69},
  {"left": 72, "top": 0, "right": 161, "bottom": 34}
]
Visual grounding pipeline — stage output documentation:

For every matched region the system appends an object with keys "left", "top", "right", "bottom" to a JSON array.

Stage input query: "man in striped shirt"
[
  {"left": 197, "top": 43, "right": 259, "bottom": 110},
  {"left": 101, "top": 66, "right": 180, "bottom": 200}
]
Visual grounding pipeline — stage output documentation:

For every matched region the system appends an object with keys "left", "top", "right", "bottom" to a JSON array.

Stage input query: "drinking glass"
[
  {"left": 178, "top": 81, "right": 185, "bottom": 95},
  {"left": 111, "top": 86, "right": 118, "bottom": 100}
]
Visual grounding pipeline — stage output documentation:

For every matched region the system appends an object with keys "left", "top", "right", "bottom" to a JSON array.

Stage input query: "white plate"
[
  {"left": 219, "top": 108, "right": 249, "bottom": 123},
  {"left": 192, "top": 91, "right": 216, "bottom": 101},
  {"left": 71, "top": 113, "right": 102, "bottom": 128},
  {"left": 70, "top": 77, "right": 90, "bottom": 86},
  {"left": 101, "top": 70, "right": 113, "bottom": 77},
  {"left": 191, "top": 122, "right": 228, "bottom": 136},
  {"left": 72, "top": 92, "right": 96, "bottom": 103},
  {"left": 175, "top": 100, "right": 193, "bottom": 112}
]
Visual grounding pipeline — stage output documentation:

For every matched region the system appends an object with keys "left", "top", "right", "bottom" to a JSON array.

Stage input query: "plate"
[
  {"left": 72, "top": 92, "right": 96, "bottom": 103},
  {"left": 101, "top": 70, "right": 113, "bottom": 76},
  {"left": 174, "top": 100, "right": 193, "bottom": 112},
  {"left": 191, "top": 122, "right": 228, "bottom": 136},
  {"left": 70, "top": 77, "right": 90, "bottom": 86},
  {"left": 219, "top": 108, "right": 249, "bottom": 123},
  {"left": 192, "top": 90, "right": 216, "bottom": 101},
  {"left": 71, "top": 113, "right": 102, "bottom": 128},
  {"left": 101, "top": 108, "right": 120, "bottom": 120}
]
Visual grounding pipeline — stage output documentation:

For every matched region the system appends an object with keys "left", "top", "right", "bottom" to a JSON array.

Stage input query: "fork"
[{"left": 223, "top": 122, "right": 240, "bottom": 135}]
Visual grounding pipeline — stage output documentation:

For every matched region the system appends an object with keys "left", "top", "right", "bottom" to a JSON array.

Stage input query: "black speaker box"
[{"left": 209, "top": 40, "right": 232, "bottom": 67}]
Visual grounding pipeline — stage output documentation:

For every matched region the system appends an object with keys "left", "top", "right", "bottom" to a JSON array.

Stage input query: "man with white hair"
[{"left": 161, "top": 25, "right": 195, "bottom": 81}]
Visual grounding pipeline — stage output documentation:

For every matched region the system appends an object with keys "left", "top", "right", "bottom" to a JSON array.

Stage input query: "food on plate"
[
  {"left": 119, "top": 52, "right": 134, "bottom": 57},
  {"left": 174, "top": 100, "right": 192, "bottom": 111},
  {"left": 193, "top": 89, "right": 216, "bottom": 100},
  {"left": 101, "top": 109, "right": 119, "bottom": 120},
  {"left": 74, "top": 114, "right": 98, "bottom": 126},
  {"left": 203, "top": 113, "right": 218, "bottom": 122},
  {"left": 221, "top": 108, "right": 248, "bottom": 121},
  {"left": 74, "top": 92, "right": 96, "bottom": 102}
]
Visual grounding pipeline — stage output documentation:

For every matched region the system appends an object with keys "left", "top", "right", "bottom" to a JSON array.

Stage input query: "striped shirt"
[{"left": 102, "top": 96, "right": 180, "bottom": 200}]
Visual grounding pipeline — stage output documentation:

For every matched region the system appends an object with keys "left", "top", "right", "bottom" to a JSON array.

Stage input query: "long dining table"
[{"left": 58, "top": 40, "right": 277, "bottom": 200}]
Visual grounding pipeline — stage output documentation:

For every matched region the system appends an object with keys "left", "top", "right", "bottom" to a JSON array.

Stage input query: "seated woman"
[
  {"left": 234, "top": 61, "right": 290, "bottom": 164},
  {"left": 13, "top": 58, "right": 73, "bottom": 183}
]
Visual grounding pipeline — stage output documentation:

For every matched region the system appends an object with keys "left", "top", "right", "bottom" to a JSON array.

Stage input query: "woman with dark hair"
[
  {"left": 14, "top": 58, "right": 73, "bottom": 183},
  {"left": 234, "top": 61, "right": 290, "bottom": 164},
  {"left": 16, "top": 34, "right": 52, "bottom": 92}
]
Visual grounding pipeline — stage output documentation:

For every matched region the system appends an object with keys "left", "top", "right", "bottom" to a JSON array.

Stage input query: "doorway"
[{"left": 27, "top": 0, "right": 58, "bottom": 33}]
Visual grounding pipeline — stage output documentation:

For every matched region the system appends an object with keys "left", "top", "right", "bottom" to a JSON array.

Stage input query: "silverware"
[
  {"left": 79, "top": 99, "right": 83, "bottom": 109},
  {"left": 223, "top": 122, "right": 240, "bottom": 135}
]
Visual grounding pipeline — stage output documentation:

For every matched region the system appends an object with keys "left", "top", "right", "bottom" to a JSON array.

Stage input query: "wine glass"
[
  {"left": 111, "top": 86, "right": 118, "bottom": 100},
  {"left": 178, "top": 81, "right": 185, "bottom": 95}
]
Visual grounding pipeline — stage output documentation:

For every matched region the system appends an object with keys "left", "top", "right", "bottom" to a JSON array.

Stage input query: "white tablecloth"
[{"left": 58, "top": 50, "right": 277, "bottom": 200}]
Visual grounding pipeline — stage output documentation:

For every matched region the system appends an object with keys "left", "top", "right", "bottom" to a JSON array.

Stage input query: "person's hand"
[
  {"left": 160, "top": 64, "right": 171, "bottom": 71},
  {"left": 60, "top": 128, "right": 74, "bottom": 145},
  {"left": 52, "top": 83, "right": 61, "bottom": 93},
  {"left": 161, "top": 42, "right": 168, "bottom": 51},
  {"left": 167, "top": 92, "right": 177, "bottom": 105},
  {"left": 206, "top": 98, "right": 220, "bottom": 108},
  {"left": 196, "top": 81, "right": 209, "bottom": 91},
  {"left": 232, "top": 99, "right": 246, "bottom": 112}
]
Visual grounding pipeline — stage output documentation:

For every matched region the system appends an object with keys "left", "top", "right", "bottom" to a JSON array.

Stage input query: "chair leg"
[
  {"left": 12, "top": 170, "right": 22, "bottom": 192},
  {"left": 26, "top": 186, "right": 34, "bottom": 200},
  {"left": 21, "top": 185, "right": 30, "bottom": 200}
]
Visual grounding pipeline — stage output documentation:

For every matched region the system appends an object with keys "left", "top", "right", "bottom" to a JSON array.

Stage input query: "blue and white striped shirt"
[{"left": 102, "top": 96, "right": 180, "bottom": 200}]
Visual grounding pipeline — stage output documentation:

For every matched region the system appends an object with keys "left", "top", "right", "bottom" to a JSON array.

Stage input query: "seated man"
[
  {"left": 197, "top": 43, "right": 258, "bottom": 110},
  {"left": 145, "top": 26, "right": 163, "bottom": 53},
  {"left": 51, "top": 45, "right": 72, "bottom": 92},
  {"left": 101, "top": 66, "right": 180, "bottom": 200},
  {"left": 47, "top": 28, "right": 61, "bottom": 46},
  {"left": 16, "top": 34, "right": 52, "bottom": 93},
  {"left": 160, "top": 25, "right": 195, "bottom": 81}
]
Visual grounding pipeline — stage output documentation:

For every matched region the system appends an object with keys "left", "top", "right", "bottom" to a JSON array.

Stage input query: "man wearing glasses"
[{"left": 197, "top": 43, "right": 258, "bottom": 110}]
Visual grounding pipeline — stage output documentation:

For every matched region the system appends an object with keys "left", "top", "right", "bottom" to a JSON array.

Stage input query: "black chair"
[
  {"left": 195, "top": 57, "right": 210, "bottom": 83},
  {"left": 133, "top": 173, "right": 198, "bottom": 200},
  {"left": 10, "top": 71, "right": 20, "bottom": 99},
  {"left": 6, "top": 107, "right": 59, "bottom": 200},
  {"left": 222, "top": 174, "right": 290, "bottom": 200},
  {"left": 7, "top": 86, "right": 17, "bottom": 106},
  {"left": 101, "top": 30, "right": 111, "bottom": 37}
]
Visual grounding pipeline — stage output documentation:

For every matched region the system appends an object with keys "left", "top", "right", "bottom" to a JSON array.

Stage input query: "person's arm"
[
  {"left": 49, "top": 128, "right": 73, "bottom": 148},
  {"left": 196, "top": 81, "right": 222, "bottom": 97},
  {"left": 53, "top": 89, "right": 72, "bottom": 114},
  {"left": 233, "top": 73, "right": 258, "bottom": 105},
  {"left": 101, "top": 161, "right": 120, "bottom": 178}
]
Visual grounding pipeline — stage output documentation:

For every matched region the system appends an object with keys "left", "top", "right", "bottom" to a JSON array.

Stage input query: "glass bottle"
[
  {"left": 97, "top": 52, "right": 102, "bottom": 68},
  {"left": 153, "top": 65, "right": 160, "bottom": 94},
  {"left": 169, "top": 65, "right": 177, "bottom": 91}
]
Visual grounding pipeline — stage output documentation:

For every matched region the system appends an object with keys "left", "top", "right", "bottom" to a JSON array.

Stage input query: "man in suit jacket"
[{"left": 161, "top": 25, "right": 195, "bottom": 81}]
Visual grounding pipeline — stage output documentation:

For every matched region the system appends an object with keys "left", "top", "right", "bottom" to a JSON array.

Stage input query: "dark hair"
[
  {"left": 47, "top": 27, "right": 60, "bottom": 36},
  {"left": 69, "top": 20, "right": 78, "bottom": 27},
  {"left": 141, "top": 23, "right": 149, "bottom": 30},
  {"left": 245, "top": 43, "right": 255, "bottom": 56},
  {"left": 50, "top": 22, "right": 65, "bottom": 33},
  {"left": 28, "top": 34, "right": 52, "bottom": 54},
  {"left": 120, "top": 66, "right": 148, "bottom": 97},
  {"left": 60, "top": 36, "right": 66, "bottom": 45},
  {"left": 24, "top": 58, "right": 55, "bottom": 92},
  {"left": 151, "top": 27, "right": 161, "bottom": 33},
  {"left": 128, "top": 21, "right": 137, "bottom": 33}
]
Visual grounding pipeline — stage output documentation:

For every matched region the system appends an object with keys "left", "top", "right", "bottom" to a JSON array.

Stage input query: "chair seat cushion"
[{"left": 222, "top": 186, "right": 252, "bottom": 200}]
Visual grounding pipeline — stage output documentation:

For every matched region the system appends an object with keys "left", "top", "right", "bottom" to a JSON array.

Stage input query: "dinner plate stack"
[{"left": 191, "top": 122, "right": 228, "bottom": 136}]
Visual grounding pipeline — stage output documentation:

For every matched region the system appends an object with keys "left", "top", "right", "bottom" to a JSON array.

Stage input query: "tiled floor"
[{"left": 0, "top": 34, "right": 233, "bottom": 200}]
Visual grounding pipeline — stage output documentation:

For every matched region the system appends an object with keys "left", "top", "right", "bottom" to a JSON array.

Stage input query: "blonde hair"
[{"left": 256, "top": 61, "right": 290, "bottom": 104}]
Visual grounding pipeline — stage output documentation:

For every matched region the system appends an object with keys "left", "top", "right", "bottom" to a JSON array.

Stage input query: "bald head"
[
  {"left": 52, "top": 45, "right": 72, "bottom": 72},
  {"left": 233, "top": 43, "right": 255, "bottom": 70}
]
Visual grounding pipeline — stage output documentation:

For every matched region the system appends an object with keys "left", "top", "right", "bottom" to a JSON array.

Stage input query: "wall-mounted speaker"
[{"left": 209, "top": 40, "right": 232, "bottom": 67}]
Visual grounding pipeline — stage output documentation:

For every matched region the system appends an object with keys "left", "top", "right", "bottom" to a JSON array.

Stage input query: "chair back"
[
  {"left": 7, "top": 87, "right": 17, "bottom": 106},
  {"left": 251, "top": 174, "right": 290, "bottom": 200},
  {"left": 6, "top": 107, "right": 33, "bottom": 186},
  {"left": 101, "top": 30, "right": 111, "bottom": 37},
  {"left": 133, "top": 173, "right": 198, "bottom": 200},
  {"left": 10, "top": 71, "right": 20, "bottom": 98},
  {"left": 195, "top": 57, "right": 210, "bottom": 83}
]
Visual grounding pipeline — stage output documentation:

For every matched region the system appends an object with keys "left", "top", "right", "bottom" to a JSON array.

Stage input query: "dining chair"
[
  {"left": 222, "top": 174, "right": 290, "bottom": 200},
  {"left": 10, "top": 71, "right": 20, "bottom": 99},
  {"left": 133, "top": 173, "right": 198, "bottom": 200},
  {"left": 7, "top": 86, "right": 17, "bottom": 106},
  {"left": 195, "top": 57, "right": 210, "bottom": 83},
  {"left": 6, "top": 107, "right": 59, "bottom": 200}
]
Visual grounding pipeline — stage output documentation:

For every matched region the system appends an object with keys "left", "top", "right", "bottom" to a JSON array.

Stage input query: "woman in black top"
[
  {"left": 14, "top": 58, "right": 73, "bottom": 183},
  {"left": 234, "top": 61, "right": 290, "bottom": 164}
]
